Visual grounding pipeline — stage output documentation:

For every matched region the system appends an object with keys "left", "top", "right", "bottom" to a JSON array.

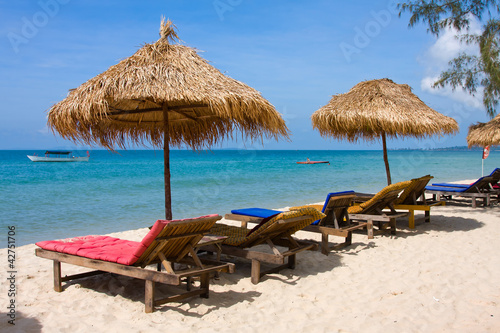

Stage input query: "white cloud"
[
  {"left": 421, "top": 76, "right": 483, "bottom": 109},
  {"left": 420, "top": 19, "right": 484, "bottom": 109}
]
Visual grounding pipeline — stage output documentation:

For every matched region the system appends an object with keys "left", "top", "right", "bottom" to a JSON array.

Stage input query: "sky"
[{"left": 0, "top": 0, "right": 493, "bottom": 150}]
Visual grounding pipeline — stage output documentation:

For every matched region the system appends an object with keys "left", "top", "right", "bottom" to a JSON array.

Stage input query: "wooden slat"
[
  {"left": 349, "top": 212, "right": 407, "bottom": 222},
  {"left": 36, "top": 248, "right": 182, "bottom": 285},
  {"left": 224, "top": 213, "right": 263, "bottom": 223},
  {"left": 154, "top": 288, "right": 208, "bottom": 306},
  {"left": 61, "top": 270, "right": 107, "bottom": 282},
  {"left": 266, "top": 239, "right": 282, "bottom": 256},
  {"left": 219, "top": 245, "right": 286, "bottom": 264},
  {"left": 155, "top": 231, "right": 208, "bottom": 241},
  {"left": 275, "top": 215, "right": 313, "bottom": 224},
  {"left": 138, "top": 216, "right": 221, "bottom": 266},
  {"left": 280, "top": 244, "right": 316, "bottom": 257},
  {"left": 158, "top": 252, "right": 174, "bottom": 274}
]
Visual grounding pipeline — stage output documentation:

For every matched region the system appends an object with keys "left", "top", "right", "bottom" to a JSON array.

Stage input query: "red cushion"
[
  {"left": 36, "top": 219, "right": 172, "bottom": 265},
  {"left": 36, "top": 236, "right": 142, "bottom": 265},
  {"left": 36, "top": 214, "right": 220, "bottom": 265}
]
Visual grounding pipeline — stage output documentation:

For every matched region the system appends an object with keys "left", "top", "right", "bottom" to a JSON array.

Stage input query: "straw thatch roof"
[
  {"left": 467, "top": 113, "right": 500, "bottom": 147},
  {"left": 47, "top": 19, "right": 289, "bottom": 149},
  {"left": 311, "top": 78, "right": 459, "bottom": 141}
]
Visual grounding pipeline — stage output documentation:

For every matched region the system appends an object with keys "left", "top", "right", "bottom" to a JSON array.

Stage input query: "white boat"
[{"left": 27, "top": 151, "right": 89, "bottom": 162}]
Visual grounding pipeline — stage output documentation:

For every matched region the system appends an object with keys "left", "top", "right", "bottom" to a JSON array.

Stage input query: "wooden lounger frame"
[
  {"left": 390, "top": 175, "right": 445, "bottom": 229},
  {"left": 425, "top": 176, "right": 499, "bottom": 208},
  {"left": 35, "top": 216, "right": 235, "bottom": 313},
  {"left": 216, "top": 213, "right": 318, "bottom": 284},
  {"left": 300, "top": 194, "right": 373, "bottom": 255},
  {"left": 425, "top": 190, "right": 497, "bottom": 208},
  {"left": 350, "top": 187, "right": 409, "bottom": 235},
  {"left": 394, "top": 201, "right": 445, "bottom": 228}
]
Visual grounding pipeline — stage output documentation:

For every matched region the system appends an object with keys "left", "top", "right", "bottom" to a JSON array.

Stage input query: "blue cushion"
[
  {"left": 431, "top": 183, "right": 468, "bottom": 188},
  {"left": 489, "top": 168, "right": 500, "bottom": 177},
  {"left": 321, "top": 191, "right": 356, "bottom": 213},
  {"left": 311, "top": 190, "right": 356, "bottom": 225},
  {"left": 470, "top": 176, "right": 488, "bottom": 188},
  {"left": 425, "top": 185, "right": 466, "bottom": 193},
  {"left": 231, "top": 208, "right": 282, "bottom": 218},
  {"left": 432, "top": 170, "right": 499, "bottom": 188}
]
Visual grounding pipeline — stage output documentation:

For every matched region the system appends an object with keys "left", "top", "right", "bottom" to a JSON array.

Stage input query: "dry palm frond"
[
  {"left": 311, "top": 78, "right": 459, "bottom": 142},
  {"left": 47, "top": 19, "right": 289, "bottom": 150}
]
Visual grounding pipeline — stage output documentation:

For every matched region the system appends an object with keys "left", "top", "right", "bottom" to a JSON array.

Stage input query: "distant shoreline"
[
  {"left": 390, "top": 146, "right": 488, "bottom": 151},
  {"left": 0, "top": 146, "right": 493, "bottom": 152}
]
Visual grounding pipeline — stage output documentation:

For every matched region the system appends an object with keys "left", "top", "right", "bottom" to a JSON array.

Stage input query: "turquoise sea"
[{"left": 1, "top": 149, "right": 499, "bottom": 246}]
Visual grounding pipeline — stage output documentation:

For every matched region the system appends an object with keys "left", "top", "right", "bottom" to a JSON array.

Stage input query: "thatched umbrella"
[
  {"left": 467, "top": 113, "right": 500, "bottom": 147},
  {"left": 311, "top": 78, "right": 459, "bottom": 185},
  {"left": 47, "top": 19, "right": 289, "bottom": 219}
]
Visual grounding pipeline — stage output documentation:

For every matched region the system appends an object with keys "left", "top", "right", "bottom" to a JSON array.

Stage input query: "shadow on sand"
[
  {"left": 0, "top": 311, "right": 43, "bottom": 332},
  {"left": 392, "top": 205, "right": 488, "bottom": 239},
  {"left": 60, "top": 271, "right": 262, "bottom": 317}
]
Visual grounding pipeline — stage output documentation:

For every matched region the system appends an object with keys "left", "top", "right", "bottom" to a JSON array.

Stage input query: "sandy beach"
[{"left": 2, "top": 186, "right": 500, "bottom": 333}]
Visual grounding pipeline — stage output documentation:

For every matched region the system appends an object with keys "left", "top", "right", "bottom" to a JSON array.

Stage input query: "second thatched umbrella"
[
  {"left": 467, "top": 113, "right": 500, "bottom": 147},
  {"left": 47, "top": 19, "right": 289, "bottom": 219},
  {"left": 311, "top": 78, "right": 459, "bottom": 185}
]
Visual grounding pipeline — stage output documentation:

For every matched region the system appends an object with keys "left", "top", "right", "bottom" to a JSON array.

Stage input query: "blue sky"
[{"left": 0, "top": 0, "right": 492, "bottom": 150}]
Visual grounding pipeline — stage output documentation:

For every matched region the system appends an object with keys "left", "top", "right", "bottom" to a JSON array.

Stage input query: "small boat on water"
[
  {"left": 27, "top": 151, "right": 89, "bottom": 162},
  {"left": 296, "top": 160, "right": 330, "bottom": 165}
]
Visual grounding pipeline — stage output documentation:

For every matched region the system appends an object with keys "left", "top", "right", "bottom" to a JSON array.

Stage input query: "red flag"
[{"left": 482, "top": 146, "right": 490, "bottom": 159}]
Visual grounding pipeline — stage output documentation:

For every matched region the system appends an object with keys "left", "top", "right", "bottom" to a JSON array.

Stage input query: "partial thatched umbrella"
[
  {"left": 47, "top": 19, "right": 289, "bottom": 219},
  {"left": 467, "top": 113, "right": 500, "bottom": 147},
  {"left": 311, "top": 78, "right": 459, "bottom": 185}
]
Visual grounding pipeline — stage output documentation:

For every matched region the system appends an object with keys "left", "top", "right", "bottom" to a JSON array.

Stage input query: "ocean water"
[{"left": 1, "top": 149, "right": 498, "bottom": 246}]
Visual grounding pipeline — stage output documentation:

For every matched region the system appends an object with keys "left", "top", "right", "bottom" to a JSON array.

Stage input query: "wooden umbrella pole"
[
  {"left": 163, "top": 104, "right": 173, "bottom": 220},
  {"left": 382, "top": 132, "right": 392, "bottom": 185}
]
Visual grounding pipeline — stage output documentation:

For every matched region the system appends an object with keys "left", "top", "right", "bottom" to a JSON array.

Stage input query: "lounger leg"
[
  {"left": 251, "top": 259, "right": 261, "bottom": 284},
  {"left": 409, "top": 211, "right": 415, "bottom": 229},
  {"left": 367, "top": 220, "right": 374, "bottom": 239},
  {"left": 425, "top": 211, "right": 430, "bottom": 223},
  {"left": 390, "top": 218, "right": 396, "bottom": 235},
  {"left": 145, "top": 280, "right": 155, "bottom": 313},
  {"left": 288, "top": 254, "right": 296, "bottom": 269},
  {"left": 215, "top": 244, "right": 222, "bottom": 279},
  {"left": 200, "top": 273, "right": 209, "bottom": 299},
  {"left": 470, "top": 197, "right": 476, "bottom": 208},
  {"left": 53, "top": 260, "right": 62, "bottom": 292},
  {"left": 321, "top": 233, "right": 329, "bottom": 256},
  {"left": 345, "top": 231, "right": 352, "bottom": 246}
]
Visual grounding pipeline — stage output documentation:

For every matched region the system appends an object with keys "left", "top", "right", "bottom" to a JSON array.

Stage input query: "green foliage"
[{"left": 399, "top": 0, "right": 500, "bottom": 117}]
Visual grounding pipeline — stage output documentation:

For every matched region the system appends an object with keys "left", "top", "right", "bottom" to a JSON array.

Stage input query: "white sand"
[{"left": 2, "top": 189, "right": 500, "bottom": 332}]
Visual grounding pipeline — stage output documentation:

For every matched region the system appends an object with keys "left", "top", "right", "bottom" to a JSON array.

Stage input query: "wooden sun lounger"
[
  {"left": 387, "top": 175, "right": 445, "bottom": 229},
  {"left": 348, "top": 181, "right": 411, "bottom": 234},
  {"left": 289, "top": 193, "right": 373, "bottom": 255},
  {"left": 209, "top": 207, "right": 324, "bottom": 284},
  {"left": 432, "top": 168, "right": 500, "bottom": 188},
  {"left": 425, "top": 176, "right": 499, "bottom": 208},
  {"left": 35, "top": 215, "right": 235, "bottom": 313}
]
